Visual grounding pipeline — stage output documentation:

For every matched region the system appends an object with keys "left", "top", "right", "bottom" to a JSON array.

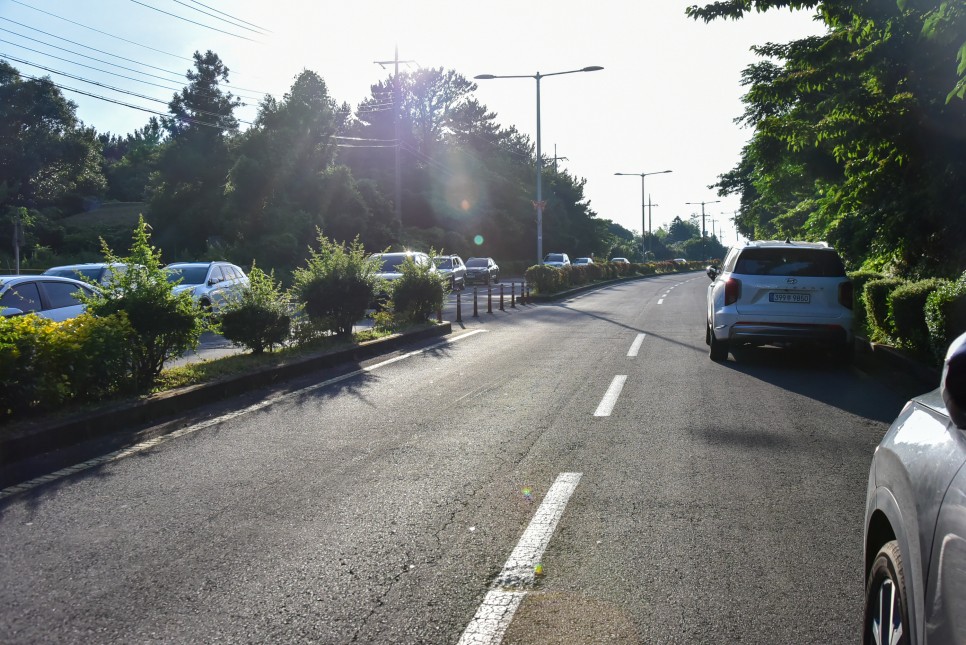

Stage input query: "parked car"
[
  {"left": 164, "top": 261, "right": 249, "bottom": 312},
  {"left": 43, "top": 262, "right": 129, "bottom": 286},
  {"left": 705, "top": 240, "right": 854, "bottom": 363},
  {"left": 573, "top": 257, "right": 594, "bottom": 266},
  {"left": 611, "top": 257, "right": 631, "bottom": 265},
  {"left": 543, "top": 253, "right": 571, "bottom": 268},
  {"left": 465, "top": 257, "right": 499, "bottom": 285},
  {"left": 0, "top": 275, "right": 96, "bottom": 322},
  {"left": 433, "top": 255, "right": 466, "bottom": 290},
  {"left": 370, "top": 252, "right": 438, "bottom": 307},
  {"left": 862, "top": 331, "right": 966, "bottom": 645}
]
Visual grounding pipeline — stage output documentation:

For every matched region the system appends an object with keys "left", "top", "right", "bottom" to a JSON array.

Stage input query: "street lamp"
[
  {"left": 615, "top": 170, "right": 672, "bottom": 260},
  {"left": 685, "top": 199, "right": 721, "bottom": 237},
  {"left": 475, "top": 66, "right": 604, "bottom": 265}
]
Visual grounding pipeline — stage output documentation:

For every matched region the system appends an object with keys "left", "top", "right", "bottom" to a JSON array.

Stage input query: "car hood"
[
  {"left": 376, "top": 272, "right": 403, "bottom": 281},
  {"left": 172, "top": 284, "right": 201, "bottom": 294}
]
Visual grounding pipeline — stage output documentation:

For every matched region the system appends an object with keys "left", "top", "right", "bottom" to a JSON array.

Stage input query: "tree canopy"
[{"left": 689, "top": 0, "right": 966, "bottom": 277}]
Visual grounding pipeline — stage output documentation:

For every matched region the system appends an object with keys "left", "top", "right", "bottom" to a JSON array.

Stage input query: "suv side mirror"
[
  {"left": 706, "top": 265, "right": 720, "bottom": 281},
  {"left": 943, "top": 332, "right": 966, "bottom": 429}
]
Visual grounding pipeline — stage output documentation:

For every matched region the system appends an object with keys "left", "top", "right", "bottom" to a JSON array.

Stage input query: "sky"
[{"left": 0, "top": 0, "right": 826, "bottom": 245}]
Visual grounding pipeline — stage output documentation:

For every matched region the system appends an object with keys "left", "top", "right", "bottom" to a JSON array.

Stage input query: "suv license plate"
[{"left": 769, "top": 292, "right": 810, "bottom": 304}]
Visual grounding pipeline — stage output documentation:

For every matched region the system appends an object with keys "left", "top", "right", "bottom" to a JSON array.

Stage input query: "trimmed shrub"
[
  {"left": 864, "top": 278, "right": 907, "bottom": 340},
  {"left": 925, "top": 271, "right": 966, "bottom": 361},
  {"left": 525, "top": 265, "right": 562, "bottom": 293},
  {"left": 392, "top": 254, "right": 445, "bottom": 324},
  {"left": 889, "top": 278, "right": 943, "bottom": 353},
  {"left": 219, "top": 264, "right": 291, "bottom": 354},
  {"left": 292, "top": 233, "right": 381, "bottom": 339},
  {"left": 0, "top": 313, "right": 133, "bottom": 417},
  {"left": 83, "top": 216, "right": 203, "bottom": 389},
  {"left": 585, "top": 263, "right": 605, "bottom": 282},
  {"left": 566, "top": 265, "right": 589, "bottom": 286},
  {"left": 847, "top": 270, "right": 885, "bottom": 336}
]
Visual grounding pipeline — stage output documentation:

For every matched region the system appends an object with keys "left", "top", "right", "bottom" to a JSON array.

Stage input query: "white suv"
[
  {"left": 706, "top": 240, "right": 854, "bottom": 363},
  {"left": 164, "top": 261, "right": 249, "bottom": 312}
]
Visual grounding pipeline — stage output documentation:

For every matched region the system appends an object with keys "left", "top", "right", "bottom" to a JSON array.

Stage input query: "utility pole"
[
  {"left": 711, "top": 218, "right": 718, "bottom": 239},
  {"left": 374, "top": 46, "right": 415, "bottom": 238},
  {"left": 550, "top": 144, "right": 568, "bottom": 174},
  {"left": 685, "top": 199, "right": 721, "bottom": 237},
  {"left": 647, "top": 196, "right": 659, "bottom": 258}
]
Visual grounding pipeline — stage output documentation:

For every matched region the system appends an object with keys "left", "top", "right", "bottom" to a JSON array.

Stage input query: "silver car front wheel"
[{"left": 863, "top": 541, "right": 908, "bottom": 645}]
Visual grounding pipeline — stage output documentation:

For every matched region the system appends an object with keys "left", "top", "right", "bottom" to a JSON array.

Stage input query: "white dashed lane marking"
[
  {"left": 457, "top": 472, "right": 582, "bottom": 645},
  {"left": 627, "top": 333, "right": 646, "bottom": 357},
  {"left": 594, "top": 375, "right": 627, "bottom": 417}
]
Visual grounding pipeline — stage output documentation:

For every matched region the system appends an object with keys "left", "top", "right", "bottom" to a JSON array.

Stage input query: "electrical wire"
[
  {"left": 9, "top": 0, "right": 194, "bottom": 62},
  {"left": 187, "top": 0, "right": 271, "bottom": 33},
  {"left": 0, "top": 25, "right": 264, "bottom": 100},
  {"left": 170, "top": 0, "right": 268, "bottom": 36},
  {"left": 128, "top": 0, "right": 259, "bottom": 42}
]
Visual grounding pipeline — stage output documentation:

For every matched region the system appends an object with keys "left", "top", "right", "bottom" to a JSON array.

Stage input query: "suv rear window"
[{"left": 734, "top": 248, "right": 845, "bottom": 277}]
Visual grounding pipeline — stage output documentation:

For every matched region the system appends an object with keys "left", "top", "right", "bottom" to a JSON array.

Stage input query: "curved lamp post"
[{"left": 475, "top": 66, "right": 603, "bottom": 265}]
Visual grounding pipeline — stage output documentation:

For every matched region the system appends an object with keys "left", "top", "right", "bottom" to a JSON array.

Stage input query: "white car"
[
  {"left": 164, "top": 261, "right": 249, "bottom": 312},
  {"left": 573, "top": 257, "right": 594, "bottom": 266},
  {"left": 0, "top": 275, "right": 96, "bottom": 322},
  {"left": 543, "top": 253, "right": 571, "bottom": 268},
  {"left": 610, "top": 257, "right": 631, "bottom": 265},
  {"left": 43, "top": 263, "right": 129, "bottom": 286},
  {"left": 706, "top": 240, "right": 854, "bottom": 363}
]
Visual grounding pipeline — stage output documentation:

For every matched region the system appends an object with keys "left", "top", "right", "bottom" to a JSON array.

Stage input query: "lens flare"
[{"left": 474, "top": 235, "right": 484, "bottom": 246}]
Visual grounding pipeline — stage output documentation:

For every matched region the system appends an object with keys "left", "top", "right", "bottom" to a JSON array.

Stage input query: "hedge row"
[
  {"left": 856, "top": 270, "right": 966, "bottom": 362},
  {"left": 524, "top": 260, "right": 702, "bottom": 295}
]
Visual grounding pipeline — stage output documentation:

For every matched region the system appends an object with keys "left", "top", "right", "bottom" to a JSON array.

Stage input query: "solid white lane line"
[
  {"left": 457, "top": 472, "right": 582, "bottom": 645},
  {"left": 0, "top": 330, "right": 489, "bottom": 501},
  {"left": 594, "top": 375, "right": 627, "bottom": 417},
  {"left": 627, "top": 333, "right": 646, "bottom": 357},
  {"left": 657, "top": 298, "right": 664, "bottom": 305}
]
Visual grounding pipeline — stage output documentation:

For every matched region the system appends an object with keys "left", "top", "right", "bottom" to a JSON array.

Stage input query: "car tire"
[
  {"left": 705, "top": 322, "right": 712, "bottom": 346},
  {"left": 709, "top": 326, "right": 729, "bottom": 361},
  {"left": 494, "top": 274, "right": 500, "bottom": 284},
  {"left": 863, "top": 540, "right": 909, "bottom": 645}
]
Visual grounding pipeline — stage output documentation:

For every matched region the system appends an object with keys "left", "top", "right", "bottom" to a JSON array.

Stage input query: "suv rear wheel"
[{"left": 709, "top": 324, "right": 729, "bottom": 361}]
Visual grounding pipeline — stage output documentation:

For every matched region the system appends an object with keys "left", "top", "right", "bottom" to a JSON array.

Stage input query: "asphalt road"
[{"left": 0, "top": 274, "right": 922, "bottom": 643}]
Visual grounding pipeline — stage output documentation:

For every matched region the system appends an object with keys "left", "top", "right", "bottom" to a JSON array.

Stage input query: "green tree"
[
  {"left": 151, "top": 51, "right": 241, "bottom": 255},
  {"left": 689, "top": 0, "right": 966, "bottom": 276},
  {"left": 0, "top": 61, "right": 106, "bottom": 212}
]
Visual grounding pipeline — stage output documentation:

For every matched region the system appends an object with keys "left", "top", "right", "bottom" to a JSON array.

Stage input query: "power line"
[
  {"left": 128, "top": 0, "right": 260, "bottom": 42},
  {"left": 0, "top": 33, "right": 263, "bottom": 101},
  {"left": 20, "top": 72, "right": 229, "bottom": 130},
  {"left": 7, "top": 55, "right": 256, "bottom": 125},
  {"left": 9, "top": 0, "right": 194, "bottom": 62},
  {"left": 187, "top": 0, "right": 271, "bottom": 33},
  {"left": 170, "top": 0, "right": 269, "bottom": 36}
]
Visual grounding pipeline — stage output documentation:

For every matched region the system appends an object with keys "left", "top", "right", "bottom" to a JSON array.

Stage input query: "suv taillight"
[
  {"left": 724, "top": 278, "right": 741, "bottom": 306},
  {"left": 839, "top": 281, "right": 854, "bottom": 309}
]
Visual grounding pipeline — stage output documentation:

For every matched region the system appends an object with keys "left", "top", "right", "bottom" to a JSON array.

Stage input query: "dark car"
[
  {"left": 862, "top": 331, "right": 966, "bottom": 645},
  {"left": 465, "top": 257, "right": 499, "bottom": 285}
]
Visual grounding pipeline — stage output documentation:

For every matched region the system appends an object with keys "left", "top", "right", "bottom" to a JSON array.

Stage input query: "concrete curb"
[
  {"left": 857, "top": 336, "right": 941, "bottom": 389},
  {"left": 1, "top": 323, "right": 452, "bottom": 466}
]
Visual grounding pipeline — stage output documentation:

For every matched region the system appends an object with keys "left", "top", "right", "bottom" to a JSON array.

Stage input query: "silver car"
[
  {"left": 863, "top": 331, "right": 966, "bottom": 645},
  {"left": 0, "top": 275, "right": 96, "bottom": 322}
]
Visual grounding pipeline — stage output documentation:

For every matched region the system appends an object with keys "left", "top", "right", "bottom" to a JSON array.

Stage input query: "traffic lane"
[
  {"left": 0, "top": 297, "right": 650, "bottom": 643},
  {"left": 503, "top": 276, "right": 908, "bottom": 643}
]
